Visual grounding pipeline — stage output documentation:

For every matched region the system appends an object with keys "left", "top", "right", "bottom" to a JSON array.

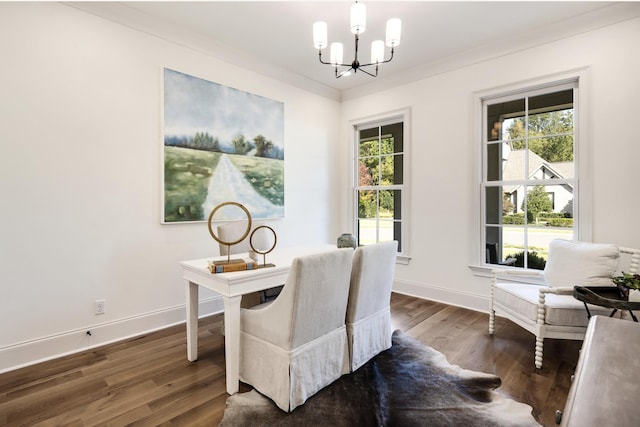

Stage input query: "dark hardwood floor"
[{"left": 0, "top": 293, "right": 581, "bottom": 426}]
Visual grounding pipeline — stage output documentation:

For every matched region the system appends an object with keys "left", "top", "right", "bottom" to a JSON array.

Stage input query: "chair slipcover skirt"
[
  {"left": 346, "top": 241, "right": 398, "bottom": 371},
  {"left": 240, "top": 327, "right": 349, "bottom": 412},
  {"left": 347, "top": 307, "right": 392, "bottom": 371}
]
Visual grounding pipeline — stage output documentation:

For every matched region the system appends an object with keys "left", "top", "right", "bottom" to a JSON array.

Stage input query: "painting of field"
[{"left": 162, "top": 68, "right": 284, "bottom": 223}]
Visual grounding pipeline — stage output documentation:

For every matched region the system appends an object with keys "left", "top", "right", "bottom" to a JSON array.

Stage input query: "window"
[
  {"left": 482, "top": 82, "right": 578, "bottom": 270},
  {"left": 353, "top": 111, "right": 408, "bottom": 258}
]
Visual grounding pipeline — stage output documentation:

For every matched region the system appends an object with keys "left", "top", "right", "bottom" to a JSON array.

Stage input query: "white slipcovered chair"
[
  {"left": 217, "top": 220, "right": 271, "bottom": 257},
  {"left": 346, "top": 241, "right": 398, "bottom": 371},
  {"left": 238, "top": 248, "right": 354, "bottom": 412},
  {"left": 490, "top": 239, "right": 640, "bottom": 369}
]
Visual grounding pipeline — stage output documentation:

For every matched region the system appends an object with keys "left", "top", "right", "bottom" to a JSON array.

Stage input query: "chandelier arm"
[
  {"left": 356, "top": 46, "right": 396, "bottom": 69},
  {"left": 353, "top": 33, "right": 360, "bottom": 66},
  {"left": 336, "top": 66, "right": 355, "bottom": 78},
  {"left": 358, "top": 66, "right": 378, "bottom": 77},
  {"left": 318, "top": 50, "right": 357, "bottom": 67}
]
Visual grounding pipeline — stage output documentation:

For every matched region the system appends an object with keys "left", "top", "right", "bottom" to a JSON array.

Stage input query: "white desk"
[{"left": 180, "top": 244, "right": 336, "bottom": 395}]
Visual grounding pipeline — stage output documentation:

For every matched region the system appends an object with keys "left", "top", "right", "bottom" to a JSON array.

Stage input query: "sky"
[{"left": 163, "top": 68, "right": 284, "bottom": 149}]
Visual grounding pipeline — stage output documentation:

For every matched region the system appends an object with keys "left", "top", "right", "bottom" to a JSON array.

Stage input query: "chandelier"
[{"left": 313, "top": 1, "right": 401, "bottom": 78}]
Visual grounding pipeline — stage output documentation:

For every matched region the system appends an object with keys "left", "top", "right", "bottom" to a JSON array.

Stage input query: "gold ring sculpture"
[
  {"left": 207, "top": 202, "right": 252, "bottom": 263},
  {"left": 250, "top": 225, "right": 277, "bottom": 267}
]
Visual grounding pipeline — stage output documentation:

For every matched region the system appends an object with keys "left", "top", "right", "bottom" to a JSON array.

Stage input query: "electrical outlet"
[{"left": 95, "top": 299, "right": 106, "bottom": 315}]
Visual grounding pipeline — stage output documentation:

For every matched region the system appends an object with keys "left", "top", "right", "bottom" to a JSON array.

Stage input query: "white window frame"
[
  {"left": 351, "top": 107, "right": 411, "bottom": 265},
  {"left": 470, "top": 68, "right": 591, "bottom": 277}
]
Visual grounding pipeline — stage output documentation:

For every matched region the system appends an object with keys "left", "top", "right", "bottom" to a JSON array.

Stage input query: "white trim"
[
  {"left": 472, "top": 67, "right": 591, "bottom": 269},
  {"left": 468, "top": 264, "right": 547, "bottom": 285},
  {"left": 393, "top": 279, "right": 488, "bottom": 314},
  {"left": 396, "top": 255, "right": 411, "bottom": 265},
  {"left": 0, "top": 296, "right": 224, "bottom": 374},
  {"left": 573, "top": 68, "right": 592, "bottom": 242},
  {"left": 349, "top": 107, "right": 411, "bottom": 260}
]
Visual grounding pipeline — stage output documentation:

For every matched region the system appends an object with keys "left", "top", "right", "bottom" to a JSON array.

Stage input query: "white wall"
[
  {"left": 340, "top": 16, "right": 640, "bottom": 311},
  {"left": 2, "top": 3, "right": 639, "bottom": 373},
  {"left": 0, "top": 3, "right": 341, "bottom": 371}
]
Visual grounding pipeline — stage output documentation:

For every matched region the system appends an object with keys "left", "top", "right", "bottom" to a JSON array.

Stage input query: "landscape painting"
[{"left": 162, "top": 68, "right": 284, "bottom": 223}]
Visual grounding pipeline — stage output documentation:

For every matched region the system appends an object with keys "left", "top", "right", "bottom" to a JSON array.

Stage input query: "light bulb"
[
  {"left": 313, "top": 21, "right": 328, "bottom": 49},
  {"left": 386, "top": 18, "right": 401, "bottom": 47},
  {"left": 350, "top": 2, "right": 366, "bottom": 34},
  {"left": 330, "top": 42, "right": 343, "bottom": 66}
]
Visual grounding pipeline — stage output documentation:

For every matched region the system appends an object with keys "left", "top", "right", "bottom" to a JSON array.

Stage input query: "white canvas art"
[{"left": 162, "top": 68, "right": 284, "bottom": 223}]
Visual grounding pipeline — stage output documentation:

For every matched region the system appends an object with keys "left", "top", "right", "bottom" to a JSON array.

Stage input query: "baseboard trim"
[
  {"left": 0, "top": 297, "right": 224, "bottom": 374},
  {"left": 2, "top": 281, "right": 487, "bottom": 374},
  {"left": 393, "top": 279, "right": 489, "bottom": 314}
]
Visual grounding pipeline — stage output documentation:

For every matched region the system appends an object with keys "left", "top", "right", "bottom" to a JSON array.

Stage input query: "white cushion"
[
  {"left": 218, "top": 220, "right": 267, "bottom": 256},
  {"left": 494, "top": 282, "right": 613, "bottom": 327},
  {"left": 543, "top": 239, "right": 620, "bottom": 287}
]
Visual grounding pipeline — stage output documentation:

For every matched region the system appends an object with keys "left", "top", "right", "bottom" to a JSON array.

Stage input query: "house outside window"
[
  {"left": 353, "top": 109, "right": 409, "bottom": 260},
  {"left": 482, "top": 82, "right": 578, "bottom": 270}
]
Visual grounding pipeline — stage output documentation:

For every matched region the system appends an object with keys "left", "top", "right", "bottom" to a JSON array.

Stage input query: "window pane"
[
  {"left": 359, "top": 138, "right": 379, "bottom": 158},
  {"left": 529, "top": 89, "right": 573, "bottom": 115},
  {"left": 357, "top": 218, "right": 377, "bottom": 245},
  {"left": 358, "top": 190, "right": 377, "bottom": 219},
  {"left": 360, "top": 157, "right": 379, "bottom": 186},
  {"left": 380, "top": 137, "right": 394, "bottom": 155},
  {"left": 503, "top": 117, "right": 526, "bottom": 150},
  {"left": 528, "top": 109, "right": 574, "bottom": 137},
  {"left": 525, "top": 139, "right": 574, "bottom": 180},
  {"left": 486, "top": 142, "right": 503, "bottom": 182},
  {"left": 379, "top": 189, "right": 396, "bottom": 219},
  {"left": 380, "top": 155, "right": 395, "bottom": 185},
  {"left": 381, "top": 122, "right": 403, "bottom": 153},
  {"left": 501, "top": 226, "right": 525, "bottom": 266},
  {"left": 524, "top": 184, "right": 573, "bottom": 225},
  {"left": 485, "top": 186, "right": 506, "bottom": 225},
  {"left": 378, "top": 218, "right": 394, "bottom": 242},
  {"left": 394, "top": 221, "right": 402, "bottom": 252},
  {"left": 487, "top": 98, "right": 525, "bottom": 141},
  {"left": 392, "top": 190, "right": 402, "bottom": 220},
  {"left": 394, "top": 154, "right": 403, "bottom": 185},
  {"left": 485, "top": 226, "right": 520, "bottom": 265},
  {"left": 359, "top": 159, "right": 378, "bottom": 186},
  {"left": 524, "top": 184, "right": 574, "bottom": 224}
]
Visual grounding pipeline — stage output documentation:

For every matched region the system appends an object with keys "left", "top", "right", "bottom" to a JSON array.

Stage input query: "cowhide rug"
[{"left": 219, "top": 330, "right": 540, "bottom": 426}]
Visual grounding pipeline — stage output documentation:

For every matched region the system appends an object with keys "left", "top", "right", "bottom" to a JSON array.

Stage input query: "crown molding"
[{"left": 63, "top": 2, "right": 342, "bottom": 102}]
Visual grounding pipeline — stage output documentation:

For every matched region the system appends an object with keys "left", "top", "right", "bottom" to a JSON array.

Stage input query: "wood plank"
[{"left": 0, "top": 294, "right": 581, "bottom": 427}]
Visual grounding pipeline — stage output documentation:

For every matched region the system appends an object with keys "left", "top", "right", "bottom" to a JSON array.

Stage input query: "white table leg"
[
  {"left": 186, "top": 281, "right": 199, "bottom": 362},
  {"left": 223, "top": 295, "right": 242, "bottom": 395}
]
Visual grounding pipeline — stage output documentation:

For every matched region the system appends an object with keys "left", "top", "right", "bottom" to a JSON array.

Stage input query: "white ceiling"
[{"left": 69, "top": 1, "right": 638, "bottom": 100}]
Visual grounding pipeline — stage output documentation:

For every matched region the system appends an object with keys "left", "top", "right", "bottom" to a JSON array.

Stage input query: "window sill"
[{"left": 396, "top": 255, "right": 411, "bottom": 265}]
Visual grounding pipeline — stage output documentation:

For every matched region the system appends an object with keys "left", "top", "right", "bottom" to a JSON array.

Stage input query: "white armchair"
[
  {"left": 489, "top": 239, "right": 640, "bottom": 369},
  {"left": 238, "top": 248, "right": 354, "bottom": 412},
  {"left": 346, "top": 241, "right": 398, "bottom": 371}
]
